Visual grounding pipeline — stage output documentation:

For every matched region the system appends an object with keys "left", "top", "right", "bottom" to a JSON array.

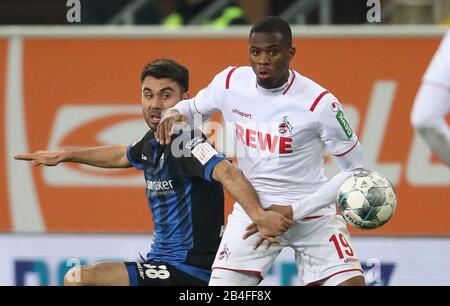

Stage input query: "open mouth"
[
  {"left": 257, "top": 70, "right": 272, "bottom": 79},
  {"left": 150, "top": 114, "right": 161, "bottom": 124}
]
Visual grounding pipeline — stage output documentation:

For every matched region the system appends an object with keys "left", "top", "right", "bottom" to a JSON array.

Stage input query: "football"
[{"left": 337, "top": 170, "right": 397, "bottom": 229}]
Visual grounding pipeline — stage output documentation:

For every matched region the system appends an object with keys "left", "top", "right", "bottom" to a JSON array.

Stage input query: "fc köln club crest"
[{"left": 279, "top": 116, "right": 293, "bottom": 135}]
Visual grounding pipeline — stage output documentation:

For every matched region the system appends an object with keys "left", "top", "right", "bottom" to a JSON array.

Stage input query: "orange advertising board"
[
  {"left": 0, "top": 35, "right": 448, "bottom": 235},
  {"left": 0, "top": 39, "right": 11, "bottom": 232}
]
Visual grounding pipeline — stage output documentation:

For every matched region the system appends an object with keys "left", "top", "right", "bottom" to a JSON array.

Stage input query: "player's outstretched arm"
[
  {"left": 212, "top": 160, "right": 293, "bottom": 243},
  {"left": 291, "top": 142, "right": 365, "bottom": 221},
  {"left": 14, "top": 145, "right": 131, "bottom": 168}
]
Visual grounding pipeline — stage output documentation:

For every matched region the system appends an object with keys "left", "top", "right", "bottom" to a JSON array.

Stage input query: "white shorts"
[{"left": 212, "top": 206, "right": 363, "bottom": 286}]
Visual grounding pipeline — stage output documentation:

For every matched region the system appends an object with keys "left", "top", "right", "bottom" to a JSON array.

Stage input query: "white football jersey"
[{"left": 176, "top": 66, "right": 358, "bottom": 215}]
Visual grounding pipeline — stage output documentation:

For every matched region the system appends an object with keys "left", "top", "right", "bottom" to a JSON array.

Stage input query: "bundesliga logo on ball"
[{"left": 337, "top": 170, "right": 397, "bottom": 230}]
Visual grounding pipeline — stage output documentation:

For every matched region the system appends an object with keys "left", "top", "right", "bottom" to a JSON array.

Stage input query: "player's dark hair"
[
  {"left": 250, "top": 16, "right": 292, "bottom": 47},
  {"left": 141, "top": 59, "right": 189, "bottom": 92}
]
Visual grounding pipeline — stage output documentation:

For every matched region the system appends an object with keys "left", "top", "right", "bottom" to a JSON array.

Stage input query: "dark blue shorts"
[{"left": 125, "top": 261, "right": 207, "bottom": 286}]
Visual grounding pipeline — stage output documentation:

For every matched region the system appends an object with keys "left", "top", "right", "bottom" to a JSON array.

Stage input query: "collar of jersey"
[{"left": 256, "top": 69, "right": 294, "bottom": 97}]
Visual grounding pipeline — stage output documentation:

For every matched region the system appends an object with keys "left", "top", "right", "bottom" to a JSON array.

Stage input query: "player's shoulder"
[
  {"left": 131, "top": 129, "right": 154, "bottom": 147},
  {"left": 442, "top": 30, "right": 450, "bottom": 47},
  {"left": 292, "top": 71, "right": 339, "bottom": 113},
  {"left": 212, "top": 66, "right": 254, "bottom": 90},
  {"left": 142, "top": 129, "right": 156, "bottom": 142}
]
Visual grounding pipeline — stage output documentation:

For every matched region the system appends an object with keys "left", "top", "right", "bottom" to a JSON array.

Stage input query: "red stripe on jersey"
[
  {"left": 302, "top": 215, "right": 323, "bottom": 221},
  {"left": 192, "top": 98, "right": 204, "bottom": 115},
  {"left": 333, "top": 141, "right": 358, "bottom": 157},
  {"left": 212, "top": 267, "right": 262, "bottom": 278},
  {"left": 282, "top": 69, "right": 296, "bottom": 95},
  {"left": 225, "top": 67, "right": 238, "bottom": 89},
  {"left": 309, "top": 90, "right": 330, "bottom": 112}
]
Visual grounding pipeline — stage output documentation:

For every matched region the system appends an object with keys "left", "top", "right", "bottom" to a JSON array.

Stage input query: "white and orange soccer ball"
[{"left": 337, "top": 170, "right": 397, "bottom": 230}]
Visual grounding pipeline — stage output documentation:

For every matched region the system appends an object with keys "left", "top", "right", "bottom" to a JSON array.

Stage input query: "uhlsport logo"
[
  {"left": 232, "top": 108, "right": 252, "bottom": 119},
  {"left": 185, "top": 137, "right": 203, "bottom": 150}
]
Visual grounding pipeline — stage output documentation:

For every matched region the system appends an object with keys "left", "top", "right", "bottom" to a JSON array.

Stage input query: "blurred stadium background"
[{"left": 0, "top": 0, "right": 449, "bottom": 286}]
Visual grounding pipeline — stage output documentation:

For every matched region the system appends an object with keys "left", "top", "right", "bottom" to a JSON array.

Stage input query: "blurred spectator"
[
  {"left": 1, "top": 0, "right": 448, "bottom": 25},
  {"left": 0, "top": 0, "right": 129, "bottom": 25},
  {"left": 82, "top": 0, "right": 130, "bottom": 24},
  {"left": 0, "top": 0, "right": 67, "bottom": 24},
  {"left": 135, "top": 0, "right": 249, "bottom": 26},
  {"left": 331, "top": 0, "right": 370, "bottom": 24}
]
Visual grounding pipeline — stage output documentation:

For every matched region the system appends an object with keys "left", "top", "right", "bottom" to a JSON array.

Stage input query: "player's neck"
[{"left": 256, "top": 70, "right": 292, "bottom": 97}]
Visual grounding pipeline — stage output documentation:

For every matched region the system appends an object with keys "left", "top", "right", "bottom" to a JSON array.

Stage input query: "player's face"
[
  {"left": 141, "top": 76, "right": 189, "bottom": 130},
  {"left": 249, "top": 32, "right": 295, "bottom": 89}
]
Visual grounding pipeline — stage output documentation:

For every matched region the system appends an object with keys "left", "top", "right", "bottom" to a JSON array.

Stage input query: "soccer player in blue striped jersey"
[{"left": 15, "top": 59, "right": 291, "bottom": 286}]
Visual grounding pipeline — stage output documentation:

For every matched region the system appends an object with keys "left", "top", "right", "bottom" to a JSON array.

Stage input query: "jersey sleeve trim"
[
  {"left": 192, "top": 98, "right": 204, "bottom": 115},
  {"left": 203, "top": 156, "right": 226, "bottom": 182},
  {"left": 126, "top": 145, "right": 143, "bottom": 170},
  {"left": 282, "top": 69, "right": 296, "bottom": 95},
  {"left": 225, "top": 67, "right": 238, "bottom": 89},
  {"left": 309, "top": 90, "right": 330, "bottom": 112},
  {"left": 332, "top": 140, "right": 359, "bottom": 157}
]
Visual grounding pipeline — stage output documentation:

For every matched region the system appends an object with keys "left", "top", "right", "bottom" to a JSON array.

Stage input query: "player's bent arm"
[
  {"left": 212, "top": 160, "right": 262, "bottom": 221},
  {"left": 157, "top": 106, "right": 192, "bottom": 145},
  {"left": 14, "top": 145, "right": 131, "bottom": 168},
  {"left": 212, "top": 160, "right": 292, "bottom": 237},
  {"left": 158, "top": 99, "right": 213, "bottom": 144},
  {"left": 158, "top": 68, "right": 231, "bottom": 144},
  {"left": 411, "top": 85, "right": 450, "bottom": 167},
  {"left": 291, "top": 142, "right": 365, "bottom": 221},
  {"left": 414, "top": 126, "right": 450, "bottom": 167}
]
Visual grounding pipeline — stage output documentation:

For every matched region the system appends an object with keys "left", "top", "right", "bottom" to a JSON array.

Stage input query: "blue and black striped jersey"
[{"left": 127, "top": 129, "right": 225, "bottom": 282}]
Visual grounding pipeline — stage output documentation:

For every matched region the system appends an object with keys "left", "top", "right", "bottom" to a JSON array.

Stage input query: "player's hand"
[
  {"left": 266, "top": 204, "right": 293, "bottom": 220},
  {"left": 243, "top": 209, "right": 293, "bottom": 250},
  {"left": 243, "top": 209, "right": 293, "bottom": 238},
  {"left": 249, "top": 232, "right": 280, "bottom": 250},
  {"left": 254, "top": 210, "right": 292, "bottom": 237},
  {"left": 14, "top": 151, "right": 64, "bottom": 166},
  {"left": 244, "top": 222, "right": 280, "bottom": 250},
  {"left": 156, "top": 109, "right": 187, "bottom": 145}
]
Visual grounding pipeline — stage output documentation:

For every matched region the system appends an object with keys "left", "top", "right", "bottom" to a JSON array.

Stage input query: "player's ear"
[
  {"left": 289, "top": 47, "right": 296, "bottom": 60},
  {"left": 182, "top": 91, "right": 190, "bottom": 99}
]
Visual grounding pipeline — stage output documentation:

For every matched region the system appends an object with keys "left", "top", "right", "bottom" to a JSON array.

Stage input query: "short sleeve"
[
  {"left": 127, "top": 131, "right": 152, "bottom": 170},
  {"left": 316, "top": 95, "right": 359, "bottom": 156},
  {"left": 173, "top": 66, "right": 235, "bottom": 118},
  {"left": 168, "top": 130, "right": 226, "bottom": 182}
]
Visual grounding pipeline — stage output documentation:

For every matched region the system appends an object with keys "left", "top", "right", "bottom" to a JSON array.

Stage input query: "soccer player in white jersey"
[
  {"left": 411, "top": 30, "right": 450, "bottom": 167},
  {"left": 157, "top": 16, "right": 366, "bottom": 286}
]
